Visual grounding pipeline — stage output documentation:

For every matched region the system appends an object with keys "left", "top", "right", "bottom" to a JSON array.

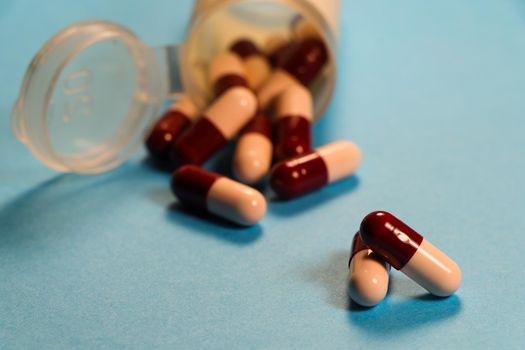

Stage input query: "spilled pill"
[
  {"left": 171, "top": 86, "right": 257, "bottom": 166},
  {"left": 273, "top": 84, "right": 313, "bottom": 160},
  {"left": 270, "top": 140, "right": 361, "bottom": 198},
  {"left": 348, "top": 232, "right": 390, "bottom": 307},
  {"left": 233, "top": 111, "right": 273, "bottom": 184},
  {"left": 171, "top": 165, "right": 266, "bottom": 226},
  {"left": 359, "top": 211, "right": 462, "bottom": 297}
]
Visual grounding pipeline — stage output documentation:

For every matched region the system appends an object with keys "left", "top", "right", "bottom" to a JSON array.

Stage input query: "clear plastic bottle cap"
[{"left": 11, "top": 20, "right": 166, "bottom": 173}]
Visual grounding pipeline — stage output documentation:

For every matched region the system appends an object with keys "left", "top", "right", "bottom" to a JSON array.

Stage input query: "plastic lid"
[{"left": 11, "top": 20, "right": 166, "bottom": 173}]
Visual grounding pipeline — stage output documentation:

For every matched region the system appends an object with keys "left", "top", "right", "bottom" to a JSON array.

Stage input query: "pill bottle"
[{"left": 11, "top": 0, "right": 340, "bottom": 173}]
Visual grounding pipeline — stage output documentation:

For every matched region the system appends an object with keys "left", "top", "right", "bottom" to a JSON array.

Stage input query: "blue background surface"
[{"left": 1, "top": 0, "right": 525, "bottom": 348}]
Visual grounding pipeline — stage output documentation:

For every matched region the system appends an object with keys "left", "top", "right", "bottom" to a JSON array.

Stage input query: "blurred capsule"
[
  {"left": 208, "top": 52, "right": 249, "bottom": 97},
  {"left": 230, "top": 38, "right": 271, "bottom": 90}
]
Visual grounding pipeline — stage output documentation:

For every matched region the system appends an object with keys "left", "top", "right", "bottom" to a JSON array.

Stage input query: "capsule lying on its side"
[
  {"left": 359, "top": 211, "right": 462, "bottom": 297},
  {"left": 233, "top": 111, "right": 273, "bottom": 184},
  {"left": 171, "top": 165, "right": 267, "bottom": 226},
  {"left": 270, "top": 140, "right": 361, "bottom": 199},
  {"left": 208, "top": 52, "right": 249, "bottom": 97},
  {"left": 230, "top": 38, "right": 271, "bottom": 91},
  {"left": 348, "top": 233, "right": 390, "bottom": 307},
  {"left": 145, "top": 96, "right": 199, "bottom": 162},
  {"left": 171, "top": 87, "right": 257, "bottom": 166},
  {"left": 273, "top": 84, "right": 313, "bottom": 161},
  {"left": 263, "top": 34, "right": 295, "bottom": 67}
]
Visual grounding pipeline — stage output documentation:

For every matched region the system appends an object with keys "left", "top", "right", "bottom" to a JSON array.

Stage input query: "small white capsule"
[
  {"left": 171, "top": 165, "right": 267, "bottom": 226},
  {"left": 348, "top": 233, "right": 390, "bottom": 307}
]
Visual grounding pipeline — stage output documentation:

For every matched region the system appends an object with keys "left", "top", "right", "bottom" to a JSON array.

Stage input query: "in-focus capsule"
[
  {"left": 359, "top": 211, "right": 462, "bottom": 297},
  {"left": 257, "top": 37, "right": 328, "bottom": 109},
  {"left": 233, "top": 111, "right": 273, "bottom": 184},
  {"left": 348, "top": 232, "right": 390, "bottom": 307},
  {"left": 171, "top": 165, "right": 267, "bottom": 226},
  {"left": 145, "top": 96, "right": 199, "bottom": 162},
  {"left": 171, "top": 87, "right": 257, "bottom": 166},
  {"left": 273, "top": 84, "right": 313, "bottom": 160},
  {"left": 270, "top": 140, "right": 361, "bottom": 198},
  {"left": 230, "top": 38, "right": 271, "bottom": 90},
  {"left": 208, "top": 52, "right": 249, "bottom": 97}
]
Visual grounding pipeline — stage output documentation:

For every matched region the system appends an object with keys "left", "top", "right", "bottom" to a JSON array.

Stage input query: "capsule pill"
[
  {"left": 359, "top": 211, "right": 462, "bottom": 297},
  {"left": 233, "top": 111, "right": 273, "bottom": 184},
  {"left": 348, "top": 232, "right": 390, "bottom": 307},
  {"left": 270, "top": 140, "right": 361, "bottom": 198},
  {"left": 208, "top": 52, "right": 249, "bottom": 97},
  {"left": 230, "top": 38, "right": 271, "bottom": 90},
  {"left": 145, "top": 96, "right": 198, "bottom": 162},
  {"left": 171, "top": 165, "right": 266, "bottom": 226},
  {"left": 273, "top": 84, "right": 313, "bottom": 160},
  {"left": 257, "top": 37, "right": 328, "bottom": 109},
  {"left": 171, "top": 86, "right": 257, "bottom": 166}
]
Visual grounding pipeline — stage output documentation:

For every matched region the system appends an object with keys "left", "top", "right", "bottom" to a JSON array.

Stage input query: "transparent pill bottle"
[{"left": 11, "top": 0, "right": 341, "bottom": 174}]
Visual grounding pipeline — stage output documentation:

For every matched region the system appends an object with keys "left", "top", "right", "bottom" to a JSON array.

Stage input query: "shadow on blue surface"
[
  {"left": 165, "top": 202, "right": 263, "bottom": 245},
  {"left": 348, "top": 292, "right": 462, "bottom": 336},
  {"left": 268, "top": 175, "right": 360, "bottom": 216}
]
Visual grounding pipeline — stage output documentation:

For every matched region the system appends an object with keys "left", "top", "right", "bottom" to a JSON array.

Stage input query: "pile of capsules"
[
  {"left": 144, "top": 22, "right": 461, "bottom": 307},
  {"left": 348, "top": 211, "right": 462, "bottom": 307},
  {"left": 145, "top": 24, "right": 361, "bottom": 226}
]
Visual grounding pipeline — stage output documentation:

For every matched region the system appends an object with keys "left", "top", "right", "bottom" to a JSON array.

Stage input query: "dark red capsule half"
[
  {"left": 230, "top": 39, "right": 261, "bottom": 59},
  {"left": 170, "top": 117, "right": 227, "bottom": 166},
  {"left": 281, "top": 38, "right": 328, "bottom": 85},
  {"left": 359, "top": 211, "right": 424, "bottom": 270},
  {"left": 270, "top": 151, "right": 328, "bottom": 199},
  {"left": 145, "top": 110, "right": 191, "bottom": 162},
  {"left": 214, "top": 74, "right": 249, "bottom": 97},
  {"left": 171, "top": 165, "right": 221, "bottom": 209},
  {"left": 240, "top": 111, "right": 272, "bottom": 139},
  {"left": 348, "top": 232, "right": 369, "bottom": 267},
  {"left": 273, "top": 116, "right": 312, "bottom": 161},
  {"left": 269, "top": 41, "right": 297, "bottom": 68}
]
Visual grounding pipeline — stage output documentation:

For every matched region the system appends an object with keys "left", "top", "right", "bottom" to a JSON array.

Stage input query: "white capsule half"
[
  {"left": 205, "top": 87, "right": 257, "bottom": 140},
  {"left": 207, "top": 177, "right": 267, "bottom": 226},
  {"left": 244, "top": 55, "right": 271, "bottom": 90},
  {"left": 400, "top": 239, "right": 462, "bottom": 297},
  {"left": 275, "top": 83, "right": 313, "bottom": 121},
  {"left": 348, "top": 250, "right": 390, "bottom": 307},
  {"left": 234, "top": 133, "right": 273, "bottom": 184},
  {"left": 317, "top": 140, "right": 362, "bottom": 183},
  {"left": 168, "top": 95, "right": 200, "bottom": 122}
]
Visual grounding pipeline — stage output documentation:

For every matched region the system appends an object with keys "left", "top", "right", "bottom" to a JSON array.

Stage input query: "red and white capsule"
[
  {"left": 359, "top": 211, "right": 462, "bottom": 297},
  {"left": 348, "top": 233, "right": 390, "bottom": 307},
  {"left": 230, "top": 38, "right": 271, "bottom": 91},
  {"left": 171, "top": 165, "right": 267, "bottom": 226},
  {"left": 208, "top": 52, "right": 249, "bottom": 97},
  {"left": 145, "top": 96, "right": 199, "bottom": 162},
  {"left": 257, "top": 37, "right": 328, "bottom": 109},
  {"left": 171, "top": 87, "right": 257, "bottom": 166},
  {"left": 273, "top": 84, "right": 313, "bottom": 160},
  {"left": 233, "top": 112, "right": 273, "bottom": 184},
  {"left": 270, "top": 140, "right": 361, "bottom": 198}
]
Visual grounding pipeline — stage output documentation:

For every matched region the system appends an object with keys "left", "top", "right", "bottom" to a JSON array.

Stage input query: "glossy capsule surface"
[
  {"left": 145, "top": 96, "right": 198, "bottom": 162},
  {"left": 171, "top": 87, "right": 257, "bottom": 166},
  {"left": 257, "top": 37, "right": 328, "bottom": 109},
  {"left": 171, "top": 165, "right": 266, "bottom": 226},
  {"left": 233, "top": 112, "right": 273, "bottom": 184},
  {"left": 273, "top": 84, "right": 313, "bottom": 160},
  {"left": 208, "top": 52, "right": 248, "bottom": 97},
  {"left": 270, "top": 140, "right": 361, "bottom": 198},
  {"left": 230, "top": 38, "right": 271, "bottom": 90},
  {"left": 360, "top": 211, "right": 462, "bottom": 297},
  {"left": 348, "top": 233, "right": 390, "bottom": 307}
]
